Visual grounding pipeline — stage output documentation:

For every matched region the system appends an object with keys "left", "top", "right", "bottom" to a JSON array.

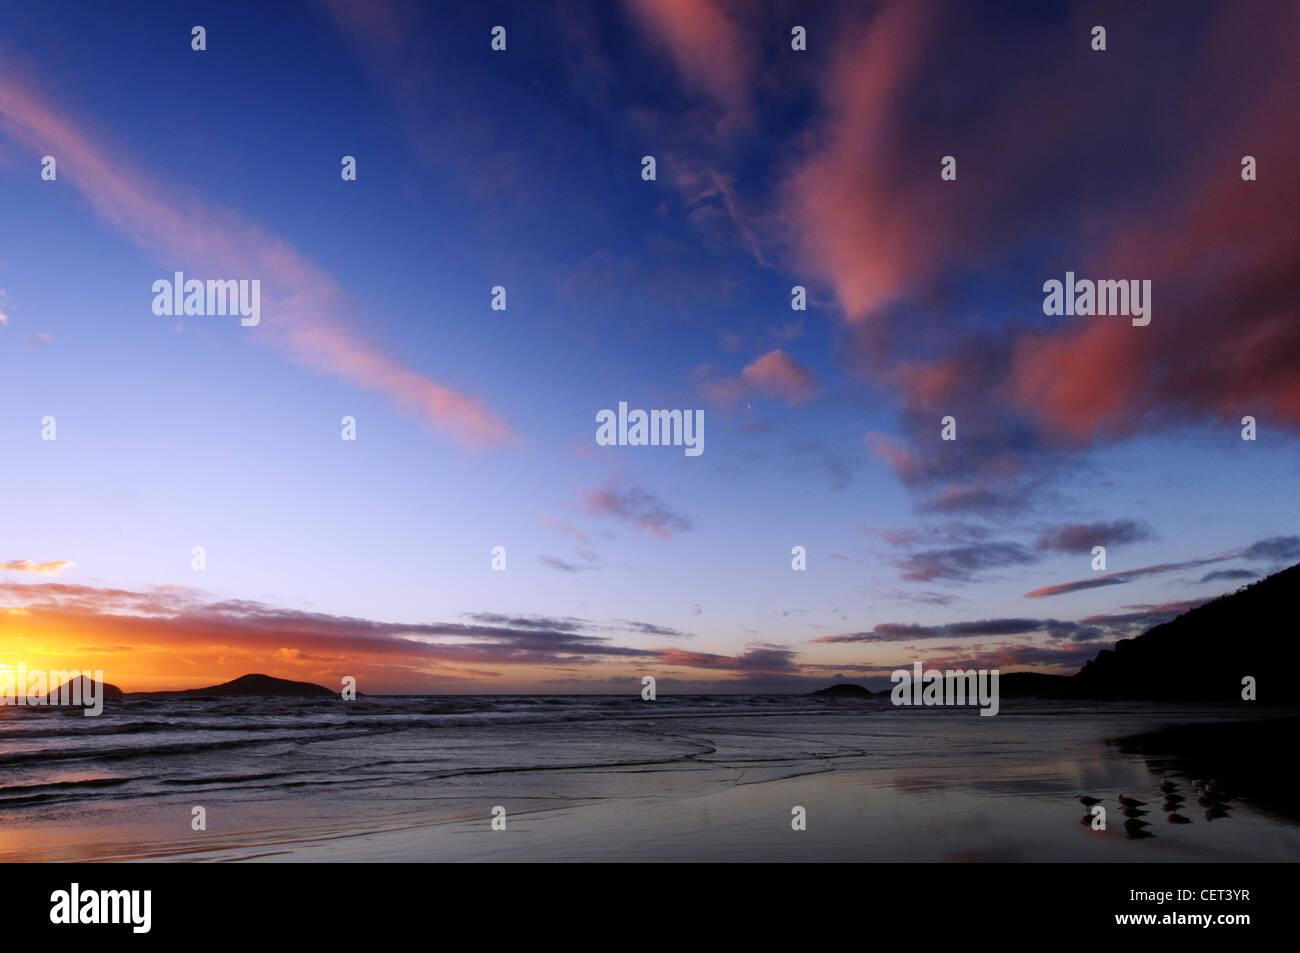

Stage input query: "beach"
[{"left": 2, "top": 695, "right": 1295, "bottom": 862}]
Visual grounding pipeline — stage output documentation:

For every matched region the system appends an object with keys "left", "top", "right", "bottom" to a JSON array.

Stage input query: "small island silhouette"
[
  {"left": 43, "top": 672, "right": 336, "bottom": 704},
  {"left": 165, "top": 673, "right": 336, "bottom": 698}
]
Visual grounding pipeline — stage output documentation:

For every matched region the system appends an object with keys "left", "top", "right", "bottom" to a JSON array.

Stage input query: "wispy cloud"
[
  {"left": 896, "top": 542, "right": 1038, "bottom": 583},
  {"left": 1024, "top": 536, "right": 1300, "bottom": 598},
  {"left": 657, "top": 643, "right": 799, "bottom": 673},
  {"left": 780, "top": 0, "right": 935, "bottom": 326},
  {"left": 0, "top": 57, "right": 515, "bottom": 448},
  {"left": 770, "top": 1, "right": 1298, "bottom": 518},
  {"left": 537, "top": 554, "right": 590, "bottom": 573},
  {"left": 622, "top": 0, "right": 752, "bottom": 133},
  {"left": 813, "top": 598, "right": 1211, "bottom": 647},
  {"left": 1034, "top": 520, "right": 1155, "bottom": 553},
  {"left": 538, "top": 513, "right": 590, "bottom": 545},
  {"left": 0, "top": 559, "right": 75, "bottom": 575},
  {"left": 1242, "top": 536, "right": 1300, "bottom": 562},
  {"left": 1198, "top": 568, "right": 1258, "bottom": 584},
  {"left": 583, "top": 477, "right": 692, "bottom": 539},
  {"left": 1025, "top": 558, "right": 1229, "bottom": 599},
  {"left": 815, "top": 617, "right": 1066, "bottom": 644}
]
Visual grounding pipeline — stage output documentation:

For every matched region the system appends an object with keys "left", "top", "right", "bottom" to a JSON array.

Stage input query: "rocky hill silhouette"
[{"left": 1001, "top": 562, "right": 1299, "bottom": 703}]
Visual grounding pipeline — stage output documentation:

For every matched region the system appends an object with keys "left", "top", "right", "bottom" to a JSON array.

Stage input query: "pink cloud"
[
  {"left": 741, "top": 349, "right": 816, "bottom": 404},
  {"left": 623, "top": 0, "right": 751, "bottom": 132},
  {"left": 704, "top": 375, "right": 748, "bottom": 406},
  {"left": 697, "top": 350, "right": 816, "bottom": 407},
  {"left": 1010, "top": 99, "right": 1300, "bottom": 439},
  {"left": 780, "top": 1, "right": 936, "bottom": 326},
  {"left": 801, "top": 3, "right": 1300, "bottom": 450},
  {"left": 1011, "top": 321, "right": 1147, "bottom": 442},
  {"left": 865, "top": 432, "right": 920, "bottom": 481},
  {"left": 0, "top": 59, "right": 515, "bottom": 448},
  {"left": 888, "top": 359, "right": 965, "bottom": 413}
]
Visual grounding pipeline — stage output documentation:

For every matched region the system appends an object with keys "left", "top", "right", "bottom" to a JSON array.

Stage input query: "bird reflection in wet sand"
[
  {"left": 1156, "top": 779, "right": 1188, "bottom": 824},
  {"left": 1199, "top": 779, "right": 1235, "bottom": 820},
  {"left": 1069, "top": 775, "right": 1245, "bottom": 838}
]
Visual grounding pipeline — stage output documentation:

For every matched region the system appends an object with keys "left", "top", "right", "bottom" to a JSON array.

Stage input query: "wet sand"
[{"left": 4, "top": 701, "right": 1296, "bottom": 862}]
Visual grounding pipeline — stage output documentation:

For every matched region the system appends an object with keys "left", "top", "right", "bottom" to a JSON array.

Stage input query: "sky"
[{"left": 0, "top": 0, "right": 1296, "bottom": 693}]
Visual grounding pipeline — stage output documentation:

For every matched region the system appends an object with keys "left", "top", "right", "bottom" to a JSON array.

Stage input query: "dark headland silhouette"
[
  {"left": 808, "top": 562, "right": 1299, "bottom": 705},
  {"left": 1000, "top": 561, "right": 1300, "bottom": 704}
]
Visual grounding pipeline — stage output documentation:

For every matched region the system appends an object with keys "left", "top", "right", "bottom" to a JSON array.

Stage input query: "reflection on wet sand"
[{"left": 3, "top": 698, "right": 1297, "bottom": 862}]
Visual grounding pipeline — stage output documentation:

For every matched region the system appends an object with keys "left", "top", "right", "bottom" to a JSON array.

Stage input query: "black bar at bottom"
[{"left": 2, "top": 861, "right": 1282, "bottom": 940}]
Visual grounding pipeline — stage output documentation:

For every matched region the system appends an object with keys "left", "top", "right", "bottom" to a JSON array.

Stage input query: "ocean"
[{"left": 2, "top": 694, "right": 1295, "bottom": 862}]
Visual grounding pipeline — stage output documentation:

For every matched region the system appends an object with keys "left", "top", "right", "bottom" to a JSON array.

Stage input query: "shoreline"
[{"left": 4, "top": 706, "right": 1296, "bottom": 863}]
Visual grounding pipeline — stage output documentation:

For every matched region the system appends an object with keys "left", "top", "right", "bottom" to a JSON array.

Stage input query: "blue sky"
[{"left": 0, "top": 0, "right": 1296, "bottom": 692}]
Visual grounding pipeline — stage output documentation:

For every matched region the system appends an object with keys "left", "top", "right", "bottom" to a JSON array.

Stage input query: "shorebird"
[
  {"left": 1198, "top": 794, "right": 1220, "bottom": 808},
  {"left": 1162, "top": 799, "right": 1184, "bottom": 812},
  {"left": 1162, "top": 792, "right": 1185, "bottom": 803},
  {"left": 1191, "top": 779, "right": 1206, "bottom": 791},
  {"left": 1156, "top": 779, "right": 1178, "bottom": 793},
  {"left": 1123, "top": 817, "right": 1151, "bottom": 830},
  {"left": 1118, "top": 795, "right": 1147, "bottom": 807},
  {"left": 1125, "top": 826, "right": 1156, "bottom": 839},
  {"left": 1166, "top": 813, "right": 1193, "bottom": 824},
  {"left": 1122, "top": 806, "right": 1149, "bottom": 818},
  {"left": 1075, "top": 795, "right": 1102, "bottom": 807},
  {"left": 1204, "top": 806, "right": 1232, "bottom": 821}
]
